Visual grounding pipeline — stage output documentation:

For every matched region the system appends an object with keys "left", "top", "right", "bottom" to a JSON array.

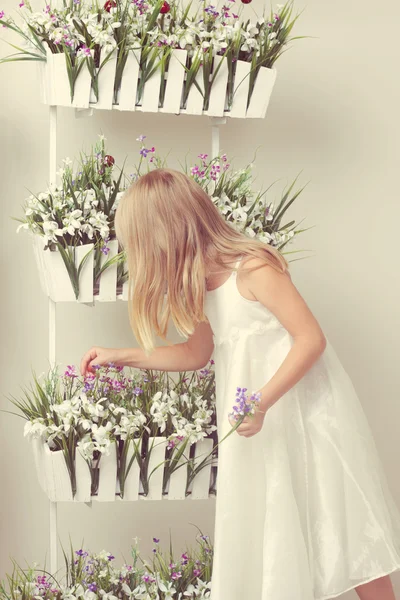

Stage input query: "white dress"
[{"left": 204, "top": 257, "right": 400, "bottom": 600}]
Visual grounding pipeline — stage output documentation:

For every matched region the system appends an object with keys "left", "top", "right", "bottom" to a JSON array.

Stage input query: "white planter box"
[
  {"left": 97, "top": 240, "right": 119, "bottom": 302},
  {"left": 246, "top": 66, "right": 277, "bottom": 119},
  {"left": 185, "top": 66, "right": 204, "bottom": 116},
  {"left": 32, "top": 236, "right": 126, "bottom": 303},
  {"left": 229, "top": 60, "right": 251, "bottom": 119},
  {"left": 120, "top": 438, "right": 142, "bottom": 500},
  {"left": 190, "top": 438, "right": 214, "bottom": 500},
  {"left": 48, "top": 52, "right": 71, "bottom": 107},
  {"left": 92, "top": 50, "right": 118, "bottom": 110},
  {"left": 39, "top": 49, "right": 91, "bottom": 108},
  {"left": 95, "top": 443, "right": 118, "bottom": 502},
  {"left": 167, "top": 445, "right": 190, "bottom": 500},
  {"left": 160, "top": 49, "right": 187, "bottom": 115},
  {"left": 32, "top": 237, "right": 94, "bottom": 303},
  {"left": 30, "top": 438, "right": 215, "bottom": 501},
  {"left": 115, "top": 49, "right": 141, "bottom": 112},
  {"left": 205, "top": 56, "right": 229, "bottom": 118},
  {"left": 75, "top": 449, "right": 91, "bottom": 502},
  {"left": 145, "top": 436, "right": 167, "bottom": 500},
  {"left": 44, "top": 444, "right": 73, "bottom": 502},
  {"left": 38, "top": 48, "right": 276, "bottom": 119},
  {"left": 140, "top": 61, "right": 162, "bottom": 113}
]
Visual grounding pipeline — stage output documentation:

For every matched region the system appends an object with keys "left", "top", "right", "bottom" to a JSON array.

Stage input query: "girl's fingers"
[
  {"left": 236, "top": 423, "right": 252, "bottom": 433},
  {"left": 81, "top": 348, "right": 97, "bottom": 376}
]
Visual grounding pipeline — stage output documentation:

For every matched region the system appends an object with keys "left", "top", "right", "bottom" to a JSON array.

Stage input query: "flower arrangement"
[
  {"left": 10, "top": 361, "right": 219, "bottom": 500},
  {"left": 8, "top": 359, "right": 268, "bottom": 501},
  {"left": 17, "top": 134, "right": 309, "bottom": 301},
  {"left": 228, "top": 387, "right": 262, "bottom": 423},
  {"left": 0, "top": 0, "right": 302, "bottom": 114},
  {"left": 17, "top": 135, "right": 129, "bottom": 299},
  {"left": 0, "top": 533, "right": 213, "bottom": 599}
]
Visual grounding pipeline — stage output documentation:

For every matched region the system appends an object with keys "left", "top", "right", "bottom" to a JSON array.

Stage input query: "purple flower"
[
  {"left": 153, "top": 537, "right": 160, "bottom": 543},
  {"left": 198, "top": 153, "right": 208, "bottom": 161},
  {"left": 199, "top": 368, "right": 210, "bottom": 378},
  {"left": 171, "top": 571, "right": 182, "bottom": 580},
  {"left": 88, "top": 583, "right": 97, "bottom": 592},
  {"left": 64, "top": 365, "right": 77, "bottom": 378},
  {"left": 136, "top": 134, "right": 146, "bottom": 142},
  {"left": 107, "top": 553, "right": 115, "bottom": 561},
  {"left": 79, "top": 44, "right": 91, "bottom": 56},
  {"left": 193, "top": 568, "right": 201, "bottom": 576},
  {"left": 18, "top": 1, "right": 24, "bottom": 7},
  {"left": 76, "top": 549, "right": 88, "bottom": 557},
  {"left": 181, "top": 552, "right": 189, "bottom": 565},
  {"left": 0, "top": 10, "right": 5, "bottom": 18},
  {"left": 134, "top": 386, "right": 143, "bottom": 396},
  {"left": 229, "top": 387, "right": 261, "bottom": 422}
]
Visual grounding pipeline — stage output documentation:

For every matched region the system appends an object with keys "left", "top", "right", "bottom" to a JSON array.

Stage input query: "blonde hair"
[{"left": 115, "top": 168, "right": 289, "bottom": 355}]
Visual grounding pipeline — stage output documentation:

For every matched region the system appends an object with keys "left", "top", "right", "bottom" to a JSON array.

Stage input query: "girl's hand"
[
  {"left": 80, "top": 346, "right": 122, "bottom": 377},
  {"left": 230, "top": 409, "right": 266, "bottom": 438}
]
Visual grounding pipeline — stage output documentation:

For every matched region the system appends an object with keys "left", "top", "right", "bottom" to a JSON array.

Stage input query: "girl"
[{"left": 80, "top": 168, "right": 400, "bottom": 600}]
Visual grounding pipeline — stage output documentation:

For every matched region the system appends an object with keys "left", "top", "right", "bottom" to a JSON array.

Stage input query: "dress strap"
[
  {"left": 232, "top": 256, "right": 243, "bottom": 277},
  {"left": 233, "top": 256, "right": 243, "bottom": 271}
]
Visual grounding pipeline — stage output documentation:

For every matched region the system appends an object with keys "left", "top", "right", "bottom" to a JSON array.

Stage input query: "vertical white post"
[
  {"left": 210, "top": 117, "right": 226, "bottom": 159},
  {"left": 49, "top": 105, "right": 58, "bottom": 575}
]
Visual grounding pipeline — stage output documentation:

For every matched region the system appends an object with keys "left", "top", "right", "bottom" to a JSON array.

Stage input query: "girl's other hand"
[
  {"left": 233, "top": 409, "right": 266, "bottom": 438},
  {"left": 80, "top": 346, "right": 121, "bottom": 377}
]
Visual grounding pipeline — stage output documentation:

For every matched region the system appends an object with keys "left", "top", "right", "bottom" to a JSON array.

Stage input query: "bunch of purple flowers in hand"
[{"left": 228, "top": 387, "right": 262, "bottom": 424}]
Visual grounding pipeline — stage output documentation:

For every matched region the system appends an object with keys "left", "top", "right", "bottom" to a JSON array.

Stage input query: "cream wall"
[{"left": 1, "top": 0, "right": 400, "bottom": 597}]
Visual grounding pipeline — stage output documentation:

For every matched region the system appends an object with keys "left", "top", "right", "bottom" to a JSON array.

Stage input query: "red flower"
[
  {"left": 160, "top": 1, "right": 170, "bottom": 13},
  {"left": 104, "top": 0, "right": 116, "bottom": 12},
  {"left": 104, "top": 155, "right": 115, "bottom": 167},
  {"left": 240, "top": 0, "right": 252, "bottom": 3}
]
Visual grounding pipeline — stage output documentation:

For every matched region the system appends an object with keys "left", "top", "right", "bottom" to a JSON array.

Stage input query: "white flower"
[
  {"left": 245, "top": 226, "right": 256, "bottom": 238},
  {"left": 24, "top": 420, "right": 47, "bottom": 438},
  {"left": 259, "top": 232, "right": 273, "bottom": 244},
  {"left": 231, "top": 206, "right": 248, "bottom": 222}
]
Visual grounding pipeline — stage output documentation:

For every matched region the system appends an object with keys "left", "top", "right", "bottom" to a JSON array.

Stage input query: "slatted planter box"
[
  {"left": 32, "top": 236, "right": 122, "bottom": 303},
  {"left": 30, "top": 437, "right": 217, "bottom": 502},
  {"left": 38, "top": 48, "right": 277, "bottom": 119}
]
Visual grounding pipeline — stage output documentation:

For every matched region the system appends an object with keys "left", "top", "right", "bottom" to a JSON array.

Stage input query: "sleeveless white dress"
[{"left": 204, "top": 257, "right": 400, "bottom": 600}]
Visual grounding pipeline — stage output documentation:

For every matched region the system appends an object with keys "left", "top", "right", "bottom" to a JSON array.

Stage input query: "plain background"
[{"left": 1, "top": 0, "right": 399, "bottom": 597}]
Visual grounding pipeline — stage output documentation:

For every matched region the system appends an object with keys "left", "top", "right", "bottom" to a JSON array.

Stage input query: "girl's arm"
[
  {"left": 240, "top": 258, "right": 327, "bottom": 416},
  {"left": 79, "top": 320, "right": 214, "bottom": 376}
]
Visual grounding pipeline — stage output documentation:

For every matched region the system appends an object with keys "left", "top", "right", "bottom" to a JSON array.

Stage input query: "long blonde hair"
[{"left": 115, "top": 168, "right": 290, "bottom": 355}]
